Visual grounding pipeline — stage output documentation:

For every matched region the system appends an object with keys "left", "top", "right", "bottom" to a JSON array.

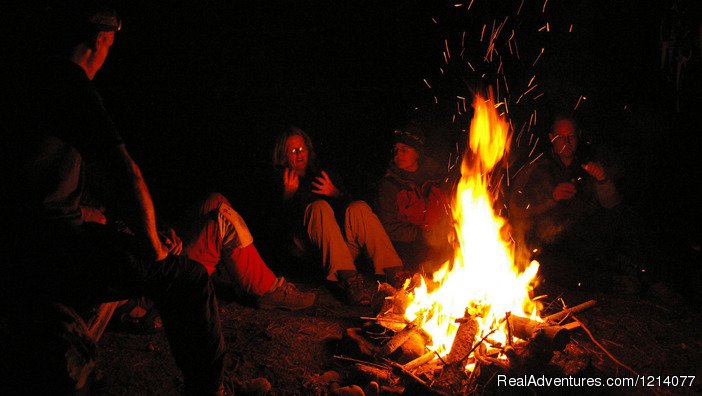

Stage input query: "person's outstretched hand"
[{"left": 312, "top": 171, "right": 340, "bottom": 198}]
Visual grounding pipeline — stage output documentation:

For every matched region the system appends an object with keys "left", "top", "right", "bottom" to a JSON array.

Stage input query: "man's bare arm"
[{"left": 99, "top": 144, "right": 168, "bottom": 261}]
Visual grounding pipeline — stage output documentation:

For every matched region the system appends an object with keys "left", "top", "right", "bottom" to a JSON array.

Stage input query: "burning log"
[
  {"left": 510, "top": 315, "right": 571, "bottom": 351},
  {"left": 403, "top": 351, "right": 437, "bottom": 371},
  {"left": 379, "top": 312, "right": 425, "bottom": 357},
  {"left": 396, "top": 330, "right": 427, "bottom": 363},
  {"left": 445, "top": 313, "right": 479, "bottom": 364},
  {"left": 433, "top": 315, "right": 484, "bottom": 395},
  {"left": 474, "top": 342, "right": 510, "bottom": 371}
]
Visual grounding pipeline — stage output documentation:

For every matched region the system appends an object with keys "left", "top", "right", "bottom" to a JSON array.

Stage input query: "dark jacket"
[
  {"left": 374, "top": 158, "right": 451, "bottom": 244},
  {"left": 4, "top": 57, "right": 123, "bottom": 228},
  {"left": 509, "top": 150, "right": 621, "bottom": 245}
]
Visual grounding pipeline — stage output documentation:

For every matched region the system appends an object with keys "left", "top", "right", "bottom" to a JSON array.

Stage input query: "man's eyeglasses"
[{"left": 288, "top": 147, "right": 306, "bottom": 155}]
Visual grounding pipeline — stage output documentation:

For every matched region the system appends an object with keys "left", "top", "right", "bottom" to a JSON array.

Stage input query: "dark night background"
[{"left": 2, "top": 0, "right": 701, "bottom": 299}]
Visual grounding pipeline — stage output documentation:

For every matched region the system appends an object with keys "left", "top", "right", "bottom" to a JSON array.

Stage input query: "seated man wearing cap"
[{"left": 374, "top": 124, "right": 454, "bottom": 274}]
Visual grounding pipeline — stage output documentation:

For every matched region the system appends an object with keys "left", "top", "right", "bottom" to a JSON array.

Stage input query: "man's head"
[
  {"left": 47, "top": 0, "right": 121, "bottom": 79},
  {"left": 549, "top": 115, "right": 579, "bottom": 164},
  {"left": 392, "top": 124, "right": 424, "bottom": 173}
]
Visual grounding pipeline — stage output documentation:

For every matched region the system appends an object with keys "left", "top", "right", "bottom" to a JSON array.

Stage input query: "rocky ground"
[{"left": 94, "top": 271, "right": 702, "bottom": 396}]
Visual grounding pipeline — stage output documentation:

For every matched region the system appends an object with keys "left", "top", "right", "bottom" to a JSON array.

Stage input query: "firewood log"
[
  {"left": 510, "top": 315, "right": 571, "bottom": 351},
  {"left": 379, "top": 312, "right": 425, "bottom": 356}
]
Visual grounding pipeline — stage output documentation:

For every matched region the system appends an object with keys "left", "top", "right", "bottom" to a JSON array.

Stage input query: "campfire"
[
  {"left": 403, "top": 91, "right": 541, "bottom": 360},
  {"left": 340, "top": 91, "right": 596, "bottom": 395}
]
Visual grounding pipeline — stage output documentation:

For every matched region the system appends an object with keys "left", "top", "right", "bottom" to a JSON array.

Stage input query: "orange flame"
[{"left": 404, "top": 91, "right": 540, "bottom": 361}]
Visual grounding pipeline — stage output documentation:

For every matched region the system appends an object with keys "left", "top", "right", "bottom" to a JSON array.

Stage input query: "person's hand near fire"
[
  {"left": 582, "top": 161, "right": 607, "bottom": 183},
  {"left": 282, "top": 167, "right": 300, "bottom": 200},
  {"left": 552, "top": 161, "right": 608, "bottom": 202},
  {"left": 311, "top": 170, "right": 341, "bottom": 198}
]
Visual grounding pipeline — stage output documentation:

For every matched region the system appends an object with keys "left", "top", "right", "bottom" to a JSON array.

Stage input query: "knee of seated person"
[
  {"left": 307, "top": 199, "right": 334, "bottom": 216},
  {"left": 347, "top": 200, "right": 371, "bottom": 214},
  {"left": 200, "top": 192, "right": 232, "bottom": 212}
]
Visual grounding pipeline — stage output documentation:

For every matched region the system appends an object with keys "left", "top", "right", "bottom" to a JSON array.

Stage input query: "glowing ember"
[{"left": 403, "top": 90, "right": 541, "bottom": 364}]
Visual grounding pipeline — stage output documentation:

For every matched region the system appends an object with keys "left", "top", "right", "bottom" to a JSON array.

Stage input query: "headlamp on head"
[
  {"left": 393, "top": 129, "right": 424, "bottom": 145},
  {"left": 90, "top": 15, "right": 121, "bottom": 32},
  {"left": 393, "top": 126, "right": 426, "bottom": 153}
]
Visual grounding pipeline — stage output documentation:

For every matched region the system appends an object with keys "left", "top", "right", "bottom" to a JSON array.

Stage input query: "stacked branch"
[{"left": 341, "top": 288, "right": 597, "bottom": 394}]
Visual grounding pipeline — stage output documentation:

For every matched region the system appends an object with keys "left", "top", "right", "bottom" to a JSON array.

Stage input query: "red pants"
[{"left": 182, "top": 193, "right": 277, "bottom": 296}]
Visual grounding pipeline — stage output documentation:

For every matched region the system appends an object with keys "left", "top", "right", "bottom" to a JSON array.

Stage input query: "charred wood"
[
  {"left": 385, "top": 358, "right": 447, "bottom": 396},
  {"left": 352, "top": 363, "right": 395, "bottom": 383},
  {"left": 344, "top": 327, "right": 379, "bottom": 357}
]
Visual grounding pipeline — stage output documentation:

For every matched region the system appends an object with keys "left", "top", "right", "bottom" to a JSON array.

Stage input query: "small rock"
[
  {"left": 335, "top": 385, "right": 365, "bottom": 396},
  {"left": 322, "top": 370, "right": 341, "bottom": 384},
  {"left": 364, "top": 381, "right": 379, "bottom": 396}
]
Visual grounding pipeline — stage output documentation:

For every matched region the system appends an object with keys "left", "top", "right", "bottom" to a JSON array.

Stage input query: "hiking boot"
[
  {"left": 257, "top": 277, "right": 316, "bottom": 311},
  {"left": 337, "top": 270, "right": 373, "bottom": 306},
  {"left": 113, "top": 298, "right": 163, "bottom": 334},
  {"left": 383, "top": 266, "right": 411, "bottom": 289}
]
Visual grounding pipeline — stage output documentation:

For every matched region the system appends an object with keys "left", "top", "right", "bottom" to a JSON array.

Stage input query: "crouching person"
[{"left": 0, "top": 2, "right": 267, "bottom": 394}]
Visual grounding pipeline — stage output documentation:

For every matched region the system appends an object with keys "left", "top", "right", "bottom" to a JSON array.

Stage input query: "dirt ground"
[{"left": 93, "top": 269, "right": 702, "bottom": 396}]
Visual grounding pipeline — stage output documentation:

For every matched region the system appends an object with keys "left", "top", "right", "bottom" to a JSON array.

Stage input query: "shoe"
[
  {"left": 383, "top": 266, "right": 411, "bottom": 289},
  {"left": 337, "top": 270, "right": 373, "bottom": 306},
  {"left": 113, "top": 297, "right": 163, "bottom": 334},
  {"left": 257, "top": 277, "right": 316, "bottom": 311}
]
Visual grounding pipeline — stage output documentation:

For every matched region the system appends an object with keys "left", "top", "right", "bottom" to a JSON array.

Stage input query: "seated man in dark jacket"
[
  {"left": 508, "top": 114, "right": 646, "bottom": 291},
  {"left": 374, "top": 125, "right": 454, "bottom": 274}
]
